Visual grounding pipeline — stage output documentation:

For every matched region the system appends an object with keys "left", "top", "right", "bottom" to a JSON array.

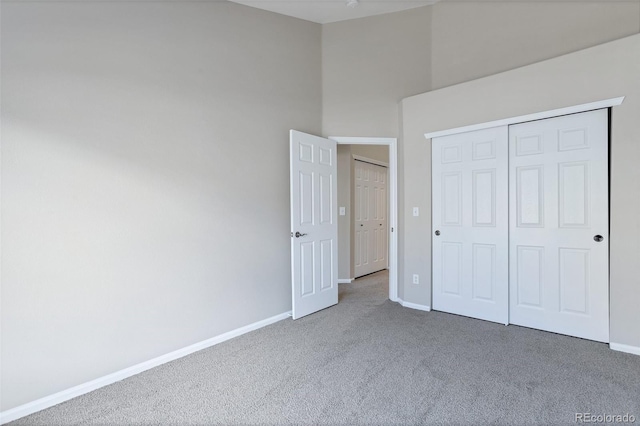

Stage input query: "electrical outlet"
[
  {"left": 412, "top": 274, "right": 419, "bottom": 284},
  {"left": 413, "top": 207, "right": 419, "bottom": 217},
  {"left": 339, "top": 207, "right": 346, "bottom": 216}
]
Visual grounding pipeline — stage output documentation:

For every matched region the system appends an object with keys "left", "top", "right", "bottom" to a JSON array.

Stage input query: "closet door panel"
[
  {"left": 432, "top": 126, "right": 509, "bottom": 324},
  {"left": 354, "top": 160, "right": 388, "bottom": 278},
  {"left": 508, "top": 109, "right": 609, "bottom": 342}
]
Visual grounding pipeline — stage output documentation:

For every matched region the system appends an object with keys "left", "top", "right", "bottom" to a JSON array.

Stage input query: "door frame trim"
[
  {"left": 329, "top": 136, "right": 399, "bottom": 302},
  {"left": 423, "top": 96, "right": 624, "bottom": 140}
]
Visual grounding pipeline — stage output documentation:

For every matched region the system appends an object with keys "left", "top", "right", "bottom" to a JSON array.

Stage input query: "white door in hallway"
[
  {"left": 509, "top": 109, "right": 609, "bottom": 342},
  {"left": 354, "top": 160, "right": 388, "bottom": 278},
  {"left": 290, "top": 130, "right": 338, "bottom": 319},
  {"left": 432, "top": 126, "right": 509, "bottom": 324}
]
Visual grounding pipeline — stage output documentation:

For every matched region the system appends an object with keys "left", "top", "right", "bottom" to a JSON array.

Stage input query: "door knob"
[
  {"left": 593, "top": 235, "right": 604, "bottom": 242},
  {"left": 360, "top": 224, "right": 364, "bottom": 227},
  {"left": 435, "top": 230, "right": 440, "bottom": 236},
  {"left": 295, "top": 231, "right": 307, "bottom": 238}
]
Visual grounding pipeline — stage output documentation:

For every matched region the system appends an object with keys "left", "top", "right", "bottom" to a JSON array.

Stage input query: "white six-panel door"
[
  {"left": 290, "top": 130, "right": 338, "bottom": 320},
  {"left": 354, "top": 160, "right": 388, "bottom": 278},
  {"left": 432, "top": 126, "right": 509, "bottom": 324},
  {"left": 509, "top": 109, "right": 609, "bottom": 342}
]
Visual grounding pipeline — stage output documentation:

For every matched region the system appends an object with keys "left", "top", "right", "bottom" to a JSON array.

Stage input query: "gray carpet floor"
[{"left": 11, "top": 270, "right": 640, "bottom": 425}]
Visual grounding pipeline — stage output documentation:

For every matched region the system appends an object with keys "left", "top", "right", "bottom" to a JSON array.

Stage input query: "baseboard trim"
[
  {"left": 338, "top": 278, "right": 354, "bottom": 284},
  {"left": 0, "top": 311, "right": 292, "bottom": 425},
  {"left": 610, "top": 342, "right": 640, "bottom": 356},
  {"left": 396, "top": 298, "right": 431, "bottom": 312}
]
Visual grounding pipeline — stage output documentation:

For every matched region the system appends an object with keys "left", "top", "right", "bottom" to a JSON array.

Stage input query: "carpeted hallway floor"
[{"left": 12, "top": 270, "right": 640, "bottom": 425}]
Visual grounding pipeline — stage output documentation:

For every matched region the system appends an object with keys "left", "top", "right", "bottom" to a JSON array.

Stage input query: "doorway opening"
[{"left": 330, "top": 137, "right": 398, "bottom": 302}]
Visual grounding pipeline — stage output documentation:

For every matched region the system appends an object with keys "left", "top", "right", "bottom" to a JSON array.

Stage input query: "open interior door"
[{"left": 290, "top": 130, "right": 338, "bottom": 319}]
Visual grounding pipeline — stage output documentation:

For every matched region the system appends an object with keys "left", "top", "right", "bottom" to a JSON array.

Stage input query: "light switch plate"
[
  {"left": 339, "top": 207, "right": 346, "bottom": 216},
  {"left": 413, "top": 207, "right": 419, "bottom": 217}
]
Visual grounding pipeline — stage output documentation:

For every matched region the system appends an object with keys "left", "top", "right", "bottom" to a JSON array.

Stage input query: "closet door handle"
[
  {"left": 435, "top": 230, "right": 441, "bottom": 236},
  {"left": 593, "top": 235, "right": 604, "bottom": 242}
]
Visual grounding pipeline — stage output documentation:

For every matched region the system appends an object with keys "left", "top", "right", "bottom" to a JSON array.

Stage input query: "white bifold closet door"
[
  {"left": 432, "top": 126, "right": 509, "bottom": 324},
  {"left": 509, "top": 109, "right": 609, "bottom": 342},
  {"left": 354, "top": 160, "right": 388, "bottom": 278}
]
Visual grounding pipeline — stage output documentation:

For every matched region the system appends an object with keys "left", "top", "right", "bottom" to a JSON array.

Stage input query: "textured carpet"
[{"left": 11, "top": 270, "right": 640, "bottom": 425}]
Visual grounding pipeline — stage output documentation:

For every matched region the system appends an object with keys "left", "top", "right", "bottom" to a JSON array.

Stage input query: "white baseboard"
[
  {"left": 338, "top": 278, "right": 354, "bottom": 284},
  {"left": 396, "top": 298, "right": 431, "bottom": 312},
  {"left": 610, "top": 342, "right": 640, "bottom": 356},
  {"left": 0, "top": 311, "right": 292, "bottom": 425}
]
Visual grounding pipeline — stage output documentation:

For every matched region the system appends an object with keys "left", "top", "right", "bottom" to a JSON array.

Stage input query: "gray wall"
[
  {"left": 431, "top": 1, "right": 640, "bottom": 89},
  {"left": 402, "top": 33, "right": 640, "bottom": 347},
  {"left": 337, "top": 145, "right": 389, "bottom": 281},
  {"left": 322, "top": 1, "right": 640, "bottom": 134},
  {"left": 321, "top": 6, "right": 432, "bottom": 137},
  {"left": 1, "top": 2, "right": 321, "bottom": 411},
  {"left": 337, "top": 145, "right": 353, "bottom": 280}
]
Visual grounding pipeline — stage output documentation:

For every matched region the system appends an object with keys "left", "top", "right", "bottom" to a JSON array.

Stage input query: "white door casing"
[
  {"left": 354, "top": 160, "right": 388, "bottom": 278},
  {"left": 290, "top": 130, "right": 338, "bottom": 320},
  {"left": 329, "top": 136, "right": 398, "bottom": 302},
  {"left": 509, "top": 109, "right": 609, "bottom": 342},
  {"left": 432, "top": 126, "right": 509, "bottom": 324}
]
